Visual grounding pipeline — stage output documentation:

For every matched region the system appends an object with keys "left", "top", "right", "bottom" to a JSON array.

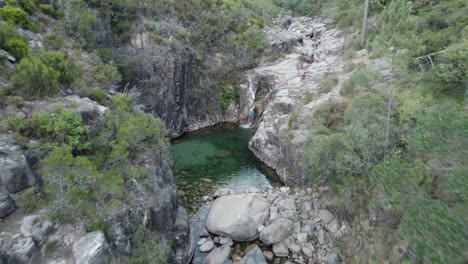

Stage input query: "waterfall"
[{"left": 240, "top": 74, "right": 256, "bottom": 129}]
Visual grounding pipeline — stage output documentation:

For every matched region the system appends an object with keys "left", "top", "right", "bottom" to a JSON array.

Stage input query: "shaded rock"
[
  {"left": 7, "top": 237, "right": 38, "bottom": 264},
  {"left": 259, "top": 218, "right": 294, "bottom": 245},
  {"left": 262, "top": 250, "right": 274, "bottom": 262},
  {"left": 319, "top": 210, "right": 334, "bottom": 224},
  {"left": 65, "top": 96, "right": 107, "bottom": 125},
  {"left": 239, "top": 245, "right": 267, "bottom": 264},
  {"left": 0, "top": 134, "right": 36, "bottom": 193},
  {"left": 272, "top": 241, "right": 289, "bottom": 257},
  {"left": 219, "top": 237, "right": 233, "bottom": 246},
  {"left": 324, "top": 252, "right": 340, "bottom": 264},
  {"left": 206, "top": 193, "right": 270, "bottom": 241},
  {"left": 203, "top": 245, "right": 231, "bottom": 264},
  {"left": 199, "top": 241, "right": 215, "bottom": 253},
  {"left": 20, "top": 215, "right": 52, "bottom": 244},
  {"left": 0, "top": 187, "right": 15, "bottom": 218},
  {"left": 72, "top": 231, "right": 110, "bottom": 264}
]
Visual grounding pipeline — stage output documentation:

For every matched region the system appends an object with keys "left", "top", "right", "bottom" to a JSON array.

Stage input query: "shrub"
[
  {"left": 30, "top": 106, "right": 88, "bottom": 150},
  {"left": 88, "top": 87, "right": 108, "bottom": 105},
  {"left": 18, "top": 0, "right": 36, "bottom": 14},
  {"left": 129, "top": 225, "right": 167, "bottom": 264},
  {"left": 6, "top": 95, "right": 24, "bottom": 107},
  {"left": 0, "top": 20, "right": 21, "bottom": 47},
  {"left": 433, "top": 42, "right": 468, "bottom": 97},
  {"left": 0, "top": 5, "right": 34, "bottom": 29},
  {"left": 12, "top": 56, "right": 60, "bottom": 98},
  {"left": 43, "top": 33, "right": 64, "bottom": 50},
  {"left": 318, "top": 72, "right": 339, "bottom": 94},
  {"left": 341, "top": 66, "right": 379, "bottom": 96},
  {"left": 39, "top": 51, "right": 79, "bottom": 87},
  {"left": 304, "top": 129, "right": 345, "bottom": 185},
  {"left": 4, "top": 37, "right": 31, "bottom": 59},
  {"left": 39, "top": 4, "right": 56, "bottom": 17},
  {"left": 400, "top": 199, "right": 465, "bottom": 263},
  {"left": 7, "top": 114, "right": 30, "bottom": 135}
]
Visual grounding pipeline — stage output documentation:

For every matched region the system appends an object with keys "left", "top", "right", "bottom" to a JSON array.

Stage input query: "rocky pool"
[
  {"left": 171, "top": 124, "right": 282, "bottom": 263},
  {"left": 171, "top": 124, "right": 281, "bottom": 215}
]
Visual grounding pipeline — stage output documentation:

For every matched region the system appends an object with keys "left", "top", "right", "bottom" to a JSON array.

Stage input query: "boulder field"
[{"left": 198, "top": 187, "right": 342, "bottom": 264}]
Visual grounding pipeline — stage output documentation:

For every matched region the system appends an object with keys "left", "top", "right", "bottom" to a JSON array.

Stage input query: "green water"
[{"left": 171, "top": 124, "right": 280, "bottom": 214}]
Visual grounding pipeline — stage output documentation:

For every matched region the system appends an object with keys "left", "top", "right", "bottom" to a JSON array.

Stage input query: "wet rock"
[
  {"left": 213, "top": 188, "right": 234, "bottom": 198},
  {"left": 319, "top": 210, "right": 334, "bottom": 224},
  {"left": 199, "top": 241, "right": 215, "bottom": 253},
  {"left": 0, "top": 187, "right": 15, "bottom": 218},
  {"left": 203, "top": 245, "right": 231, "bottom": 264},
  {"left": 197, "top": 238, "right": 207, "bottom": 246},
  {"left": 199, "top": 229, "right": 210, "bottom": 238},
  {"left": 72, "top": 231, "right": 110, "bottom": 264},
  {"left": 239, "top": 245, "right": 267, "bottom": 264},
  {"left": 272, "top": 241, "right": 289, "bottom": 257},
  {"left": 219, "top": 237, "right": 233, "bottom": 246},
  {"left": 0, "top": 134, "right": 36, "bottom": 194},
  {"left": 206, "top": 193, "right": 269, "bottom": 241},
  {"left": 259, "top": 218, "right": 294, "bottom": 245},
  {"left": 20, "top": 215, "right": 52, "bottom": 244}
]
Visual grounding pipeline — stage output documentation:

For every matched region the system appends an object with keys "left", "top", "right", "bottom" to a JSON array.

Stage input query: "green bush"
[
  {"left": 18, "top": 0, "right": 36, "bottom": 14},
  {"left": 6, "top": 95, "right": 24, "bottom": 107},
  {"left": 318, "top": 72, "right": 339, "bottom": 94},
  {"left": 7, "top": 114, "right": 30, "bottom": 135},
  {"left": 433, "top": 42, "right": 468, "bottom": 97},
  {"left": 12, "top": 56, "right": 60, "bottom": 98},
  {"left": 88, "top": 87, "right": 108, "bottom": 105},
  {"left": 4, "top": 37, "right": 31, "bottom": 59},
  {"left": 0, "top": 5, "right": 34, "bottom": 29},
  {"left": 0, "top": 20, "right": 21, "bottom": 47},
  {"left": 39, "top": 4, "right": 56, "bottom": 17},
  {"left": 400, "top": 199, "right": 465, "bottom": 263},
  {"left": 30, "top": 106, "right": 88, "bottom": 150},
  {"left": 341, "top": 66, "right": 379, "bottom": 96},
  {"left": 39, "top": 51, "right": 79, "bottom": 87},
  {"left": 43, "top": 33, "right": 64, "bottom": 50},
  {"left": 129, "top": 225, "right": 167, "bottom": 264}
]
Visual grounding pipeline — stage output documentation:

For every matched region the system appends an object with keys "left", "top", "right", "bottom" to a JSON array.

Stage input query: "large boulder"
[
  {"left": 3, "top": 237, "right": 38, "bottom": 264},
  {"left": 259, "top": 218, "right": 294, "bottom": 245},
  {"left": 20, "top": 215, "right": 52, "bottom": 244},
  {"left": 205, "top": 193, "right": 270, "bottom": 241},
  {"left": 202, "top": 245, "right": 231, "bottom": 264},
  {"left": 72, "top": 231, "right": 111, "bottom": 264},
  {"left": 239, "top": 245, "right": 267, "bottom": 264},
  {"left": 0, "top": 134, "right": 36, "bottom": 193},
  {"left": 0, "top": 187, "right": 15, "bottom": 218}
]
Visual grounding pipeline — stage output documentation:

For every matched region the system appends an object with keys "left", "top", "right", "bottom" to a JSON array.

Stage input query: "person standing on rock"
[{"left": 301, "top": 71, "right": 306, "bottom": 81}]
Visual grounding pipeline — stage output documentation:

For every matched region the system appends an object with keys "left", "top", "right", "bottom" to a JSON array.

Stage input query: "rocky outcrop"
[
  {"left": 0, "top": 235, "right": 38, "bottom": 264},
  {"left": 246, "top": 18, "right": 346, "bottom": 183},
  {"left": 0, "top": 134, "right": 36, "bottom": 194},
  {"left": 0, "top": 187, "right": 15, "bottom": 218},
  {"left": 119, "top": 34, "right": 239, "bottom": 137},
  {"left": 20, "top": 215, "right": 52, "bottom": 244},
  {"left": 72, "top": 231, "right": 111, "bottom": 264},
  {"left": 205, "top": 193, "right": 270, "bottom": 241}
]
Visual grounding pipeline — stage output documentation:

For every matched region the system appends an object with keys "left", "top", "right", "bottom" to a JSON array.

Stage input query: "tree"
[{"left": 360, "top": 0, "right": 370, "bottom": 48}]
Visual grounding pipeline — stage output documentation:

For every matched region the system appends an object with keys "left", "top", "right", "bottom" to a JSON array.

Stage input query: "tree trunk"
[{"left": 361, "top": 0, "right": 370, "bottom": 49}]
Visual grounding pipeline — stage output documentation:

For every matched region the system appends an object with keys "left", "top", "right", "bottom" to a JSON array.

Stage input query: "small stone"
[
  {"left": 318, "top": 210, "right": 334, "bottom": 224},
  {"left": 289, "top": 242, "right": 301, "bottom": 253},
  {"left": 272, "top": 241, "right": 289, "bottom": 257},
  {"left": 199, "top": 228, "right": 210, "bottom": 237},
  {"left": 202, "top": 196, "right": 210, "bottom": 203},
  {"left": 219, "top": 237, "right": 233, "bottom": 246},
  {"left": 213, "top": 236, "right": 220, "bottom": 244},
  {"left": 199, "top": 241, "right": 215, "bottom": 253},
  {"left": 200, "top": 178, "right": 213, "bottom": 183},
  {"left": 262, "top": 250, "right": 274, "bottom": 261},
  {"left": 295, "top": 233, "right": 308, "bottom": 245},
  {"left": 232, "top": 255, "right": 242, "bottom": 262},
  {"left": 302, "top": 242, "right": 314, "bottom": 257},
  {"left": 197, "top": 238, "right": 207, "bottom": 246}
]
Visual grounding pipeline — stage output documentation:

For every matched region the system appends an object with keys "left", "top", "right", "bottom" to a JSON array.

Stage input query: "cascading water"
[{"left": 240, "top": 74, "right": 256, "bottom": 129}]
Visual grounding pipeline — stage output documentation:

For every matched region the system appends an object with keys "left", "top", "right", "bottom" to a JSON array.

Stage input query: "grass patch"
[{"left": 318, "top": 72, "right": 339, "bottom": 94}]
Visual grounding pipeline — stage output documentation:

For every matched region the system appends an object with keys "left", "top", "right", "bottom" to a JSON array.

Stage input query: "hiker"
[{"left": 301, "top": 71, "right": 306, "bottom": 81}]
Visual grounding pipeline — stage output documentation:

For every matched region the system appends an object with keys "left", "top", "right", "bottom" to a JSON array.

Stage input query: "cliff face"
[
  {"left": 119, "top": 33, "right": 239, "bottom": 138},
  {"left": 241, "top": 17, "right": 345, "bottom": 183}
]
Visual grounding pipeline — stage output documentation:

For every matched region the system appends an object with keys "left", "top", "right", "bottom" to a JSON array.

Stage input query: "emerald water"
[{"left": 171, "top": 124, "right": 280, "bottom": 215}]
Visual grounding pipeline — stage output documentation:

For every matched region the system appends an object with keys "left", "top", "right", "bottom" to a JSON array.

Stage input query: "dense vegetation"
[
  {"left": 0, "top": 0, "right": 466, "bottom": 263},
  {"left": 301, "top": 0, "right": 467, "bottom": 263}
]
